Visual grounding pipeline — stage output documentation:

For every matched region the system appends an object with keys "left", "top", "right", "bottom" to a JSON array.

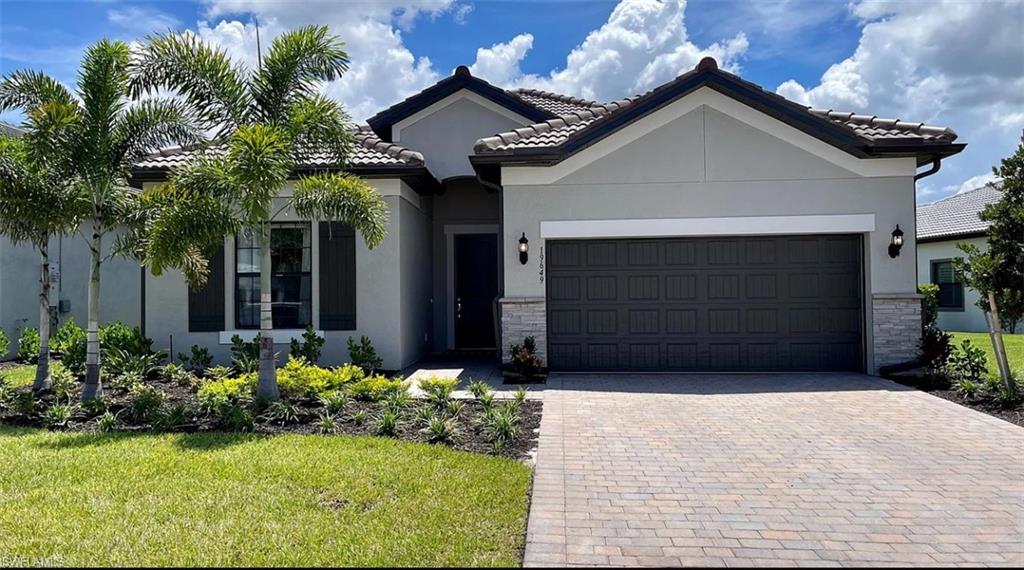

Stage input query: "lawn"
[
  {"left": 950, "top": 332, "right": 1023, "bottom": 379},
  {"left": 0, "top": 427, "right": 532, "bottom": 567},
  {"left": 0, "top": 362, "right": 35, "bottom": 388}
]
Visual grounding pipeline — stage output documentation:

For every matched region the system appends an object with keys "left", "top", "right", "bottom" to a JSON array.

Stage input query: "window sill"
[
  {"left": 937, "top": 307, "right": 965, "bottom": 313},
  {"left": 218, "top": 329, "right": 323, "bottom": 345}
]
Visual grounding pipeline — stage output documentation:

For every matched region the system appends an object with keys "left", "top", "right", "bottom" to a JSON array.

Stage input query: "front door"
[{"left": 454, "top": 233, "right": 498, "bottom": 349}]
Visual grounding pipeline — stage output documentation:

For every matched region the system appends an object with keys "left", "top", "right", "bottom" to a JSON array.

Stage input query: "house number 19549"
[{"left": 538, "top": 245, "right": 544, "bottom": 283}]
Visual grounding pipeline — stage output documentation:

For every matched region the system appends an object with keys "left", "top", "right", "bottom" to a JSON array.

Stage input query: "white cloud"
[
  {"left": 108, "top": 6, "right": 181, "bottom": 35},
  {"left": 468, "top": 0, "right": 748, "bottom": 102},
  {"left": 774, "top": 0, "right": 1024, "bottom": 201},
  {"left": 452, "top": 3, "right": 473, "bottom": 25}
]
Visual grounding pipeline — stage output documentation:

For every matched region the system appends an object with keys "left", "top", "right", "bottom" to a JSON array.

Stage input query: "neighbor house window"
[
  {"left": 236, "top": 224, "right": 312, "bottom": 329},
  {"left": 931, "top": 260, "right": 964, "bottom": 310}
]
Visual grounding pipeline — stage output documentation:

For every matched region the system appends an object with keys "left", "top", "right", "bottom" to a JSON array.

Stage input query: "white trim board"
[
  {"left": 393, "top": 91, "right": 534, "bottom": 142},
  {"left": 444, "top": 223, "right": 499, "bottom": 350},
  {"left": 540, "top": 214, "right": 876, "bottom": 239}
]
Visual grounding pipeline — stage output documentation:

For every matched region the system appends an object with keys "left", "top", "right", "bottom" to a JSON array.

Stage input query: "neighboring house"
[
  {"left": 916, "top": 184, "right": 1002, "bottom": 333},
  {"left": 1, "top": 59, "right": 965, "bottom": 373}
]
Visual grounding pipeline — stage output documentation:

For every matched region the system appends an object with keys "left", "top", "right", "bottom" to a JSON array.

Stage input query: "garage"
[{"left": 545, "top": 235, "right": 864, "bottom": 372}]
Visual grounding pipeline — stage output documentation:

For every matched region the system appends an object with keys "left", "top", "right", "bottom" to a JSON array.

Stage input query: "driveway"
[{"left": 525, "top": 374, "right": 1024, "bottom": 567}]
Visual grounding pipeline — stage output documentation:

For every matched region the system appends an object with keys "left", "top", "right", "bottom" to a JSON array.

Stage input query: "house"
[
  {"left": 1, "top": 58, "right": 965, "bottom": 373},
  {"left": 916, "top": 184, "right": 1002, "bottom": 333}
]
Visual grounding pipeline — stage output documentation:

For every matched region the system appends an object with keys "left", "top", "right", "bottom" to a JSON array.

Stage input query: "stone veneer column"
[
  {"left": 871, "top": 292, "right": 923, "bottom": 373},
  {"left": 499, "top": 297, "right": 547, "bottom": 364}
]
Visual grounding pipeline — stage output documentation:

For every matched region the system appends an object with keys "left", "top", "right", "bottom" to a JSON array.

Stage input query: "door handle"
[{"left": 456, "top": 297, "right": 463, "bottom": 319}]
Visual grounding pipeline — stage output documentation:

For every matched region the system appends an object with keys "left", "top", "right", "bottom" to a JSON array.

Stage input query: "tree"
[
  {"left": 0, "top": 40, "right": 201, "bottom": 400},
  {"left": 953, "top": 136, "right": 1024, "bottom": 397},
  {"left": 0, "top": 132, "right": 84, "bottom": 391},
  {"left": 129, "top": 26, "right": 388, "bottom": 400}
]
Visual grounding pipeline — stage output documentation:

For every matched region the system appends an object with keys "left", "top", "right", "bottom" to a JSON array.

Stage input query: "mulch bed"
[
  {"left": 0, "top": 375, "right": 543, "bottom": 460},
  {"left": 887, "top": 373, "right": 1024, "bottom": 428}
]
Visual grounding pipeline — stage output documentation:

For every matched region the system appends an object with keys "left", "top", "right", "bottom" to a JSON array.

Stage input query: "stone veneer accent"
[
  {"left": 872, "top": 292, "right": 923, "bottom": 373},
  {"left": 499, "top": 297, "right": 547, "bottom": 364}
]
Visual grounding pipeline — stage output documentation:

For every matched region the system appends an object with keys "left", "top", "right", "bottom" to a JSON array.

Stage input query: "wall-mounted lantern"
[
  {"left": 888, "top": 225, "right": 904, "bottom": 258},
  {"left": 518, "top": 233, "right": 529, "bottom": 265}
]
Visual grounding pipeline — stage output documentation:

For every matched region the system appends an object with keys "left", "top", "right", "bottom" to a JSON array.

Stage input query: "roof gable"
[
  {"left": 367, "top": 66, "right": 555, "bottom": 141},
  {"left": 474, "top": 58, "right": 964, "bottom": 167}
]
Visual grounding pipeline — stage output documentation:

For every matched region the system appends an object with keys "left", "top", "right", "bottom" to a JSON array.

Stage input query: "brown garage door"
[{"left": 546, "top": 235, "right": 864, "bottom": 372}]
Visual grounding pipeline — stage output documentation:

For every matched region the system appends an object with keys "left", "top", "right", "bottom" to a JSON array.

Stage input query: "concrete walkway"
[{"left": 525, "top": 373, "right": 1024, "bottom": 567}]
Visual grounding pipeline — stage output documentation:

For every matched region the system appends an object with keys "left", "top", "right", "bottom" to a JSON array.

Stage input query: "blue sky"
[{"left": 2, "top": 0, "right": 1021, "bottom": 202}]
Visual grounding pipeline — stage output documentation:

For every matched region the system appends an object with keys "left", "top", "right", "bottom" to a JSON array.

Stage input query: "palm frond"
[
  {"left": 113, "top": 98, "right": 202, "bottom": 168},
  {"left": 292, "top": 172, "right": 388, "bottom": 248},
  {"left": 0, "top": 135, "right": 83, "bottom": 246},
  {"left": 252, "top": 25, "right": 349, "bottom": 123},
  {"left": 285, "top": 94, "right": 352, "bottom": 166},
  {"left": 0, "top": 70, "right": 77, "bottom": 114},
  {"left": 24, "top": 100, "right": 81, "bottom": 173},
  {"left": 77, "top": 39, "right": 131, "bottom": 161},
  {"left": 130, "top": 32, "right": 251, "bottom": 134},
  {"left": 228, "top": 124, "right": 293, "bottom": 221}
]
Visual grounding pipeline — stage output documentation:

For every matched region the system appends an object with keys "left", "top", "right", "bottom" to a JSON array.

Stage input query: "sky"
[{"left": 1, "top": 0, "right": 1022, "bottom": 203}]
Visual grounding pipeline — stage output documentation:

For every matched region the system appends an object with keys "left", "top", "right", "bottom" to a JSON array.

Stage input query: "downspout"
[{"left": 914, "top": 157, "right": 941, "bottom": 181}]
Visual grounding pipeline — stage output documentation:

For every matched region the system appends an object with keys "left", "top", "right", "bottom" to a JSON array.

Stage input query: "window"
[
  {"left": 236, "top": 224, "right": 312, "bottom": 329},
  {"left": 931, "top": 260, "right": 964, "bottom": 310}
]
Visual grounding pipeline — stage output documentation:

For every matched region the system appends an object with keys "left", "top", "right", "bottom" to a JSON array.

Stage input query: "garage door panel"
[{"left": 546, "top": 236, "right": 863, "bottom": 372}]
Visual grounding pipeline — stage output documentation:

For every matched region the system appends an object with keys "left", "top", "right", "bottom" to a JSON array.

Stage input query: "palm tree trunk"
[
  {"left": 81, "top": 227, "right": 103, "bottom": 401},
  {"left": 32, "top": 243, "right": 52, "bottom": 392},
  {"left": 256, "top": 223, "right": 279, "bottom": 400}
]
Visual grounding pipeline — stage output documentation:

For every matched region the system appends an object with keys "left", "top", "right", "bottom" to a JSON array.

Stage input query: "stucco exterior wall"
[
  {"left": 399, "top": 192, "right": 434, "bottom": 366},
  {"left": 1, "top": 230, "right": 141, "bottom": 359},
  {"left": 142, "top": 179, "right": 427, "bottom": 370},
  {"left": 394, "top": 94, "right": 529, "bottom": 181},
  {"left": 917, "top": 236, "right": 989, "bottom": 332},
  {"left": 499, "top": 100, "right": 921, "bottom": 373}
]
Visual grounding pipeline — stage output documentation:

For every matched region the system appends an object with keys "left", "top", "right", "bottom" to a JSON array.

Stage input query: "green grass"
[
  {"left": 0, "top": 427, "right": 532, "bottom": 567},
  {"left": 950, "top": 332, "right": 1024, "bottom": 379},
  {"left": 0, "top": 363, "right": 36, "bottom": 388}
]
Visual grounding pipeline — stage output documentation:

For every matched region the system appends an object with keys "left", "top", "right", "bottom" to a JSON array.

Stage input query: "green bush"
[
  {"left": 260, "top": 400, "right": 301, "bottom": 426},
  {"left": 164, "top": 363, "right": 200, "bottom": 389},
  {"left": 104, "top": 347, "right": 166, "bottom": 388},
  {"left": 17, "top": 327, "right": 40, "bottom": 363},
  {"left": 197, "top": 374, "right": 255, "bottom": 408},
  {"left": 348, "top": 375, "right": 408, "bottom": 401},
  {"left": 318, "top": 390, "right": 348, "bottom": 415},
  {"left": 509, "top": 336, "right": 542, "bottom": 378},
  {"left": 347, "top": 335, "right": 382, "bottom": 373},
  {"left": 49, "top": 362, "right": 78, "bottom": 401},
  {"left": 96, "top": 410, "right": 120, "bottom": 432},
  {"left": 276, "top": 357, "right": 362, "bottom": 399},
  {"left": 376, "top": 409, "right": 399, "bottom": 436},
  {"left": 53, "top": 319, "right": 86, "bottom": 374},
  {"left": 289, "top": 325, "right": 325, "bottom": 364},
  {"left": 956, "top": 378, "right": 981, "bottom": 398},
  {"left": 43, "top": 403, "right": 76, "bottom": 428},
  {"left": 0, "top": 328, "right": 9, "bottom": 358},
  {"left": 422, "top": 414, "right": 458, "bottom": 443},
  {"left": 481, "top": 402, "right": 521, "bottom": 450},
  {"left": 230, "top": 334, "right": 261, "bottom": 373},
  {"left": 945, "top": 339, "right": 988, "bottom": 383},
  {"left": 127, "top": 384, "right": 167, "bottom": 423},
  {"left": 177, "top": 345, "right": 213, "bottom": 373},
  {"left": 100, "top": 322, "right": 153, "bottom": 357}
]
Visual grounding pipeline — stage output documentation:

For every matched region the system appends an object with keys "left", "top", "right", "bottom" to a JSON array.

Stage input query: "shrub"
[
  {"left": 164, "top": 363, "right": 200, "bottom": 389},
  {"left": 153, "top": 403, "right": 189, "bottom": 431},
  {"left": 0, "top": 328, "right": 8, "bottom": 358},
  {"left": 945, "top": 339, "right": 988, "bottom": 383},
  {"left": 509, "top": 336, "right": 542, "bottom": 378},
  {"left": 229, "top": 334, "right": 261, "bottom": 373},
  {"left": 43, "top": 403, "right": 76, "bottom": 428},
  {"left": 317, "top": 413, "right": 337, "bottom": 434},
  {"left": 468, "top": 380, "right": 490, "bottom": 399},
  {"left": 419, "top": 376, "right": 459, "bottom": 407},
  {"left": 383, "top": 389, "right": 412, "bottom": 414},
  {"left": 481, "top": 403, "right": 521, "bottom": 449},
  {"left": 127, "top": 384, "right": 167, "bottom": 423},
  {"left": 347, "top": 336, "right": 382, "bottom": 373},
  {"left": 276, "top": 357, "right": 356, "bottom": 399},
  {"left": 54, "top": 319, "right": 86, "bottom": 374},
  {"left": 919, "top": 283, "right": 952, "bottom": 369},
  {"left": 100, "top": 322, "right": 153, "bottom": 357},
  {"left": 318, "top": 390, "right": 348, "bottom": 415},
  {"left": 422, "top": 414, "right": 458, "bottom": 443},
  {"left": 514, "top": 387, "right": 528, "bottom": 405},
  {"left": 479, "top": 391, "right": 495, "bottom": 410},
  {"left": 207, "top": 365, "right": 233, "bottom": 381},
  {"left": 351, "top": 409, "right": 367, "bottom": 425},
  {"left": 17, "top": 327, "right": 39, "bottom": 362},
  {"left": 208, "top": 401, "right": 254, "bottom": 431},
  {"left": 376, "top": 409, "right": 399, "bottom": 436},
  {"left": 105, "top": 348, "right": 166, "bottom": 388},
  {"left": 348, "top": 375, "right": 408, "bottom": 401},
  {"left": 956, "top": 378, "right": 981, "bottom": 398},
  {"left": 13, "top": 392, "right": 39, "bottom": 415},
  {"left": 445, "top": 399, "right": 465, "bottom": 418},
  {"left": 289, "top": 325, "right": 325, "bottom": 364},
  {"left": 96, "top": 410, "right": 120, "bottom": 432},
  {"left": 49, "top": 362, "right": 78, "bottom": 401},
  {"left": 177, "top": 345, "right": 213, "bottom": 373},
  {"left": 0, "top": 376, "right": 11, "bottom": 407},
  {"left": 197, "top": 374, "right": 255, "bottom": 408},
  {"left": 415, "top": 405, "right": 434, "bottom": 425},
  {"left": 80, "top": 395, "right": 110, "bottom": 418},
  {"left": 260, "top": 401, "right": 301, "bottom": 426}
]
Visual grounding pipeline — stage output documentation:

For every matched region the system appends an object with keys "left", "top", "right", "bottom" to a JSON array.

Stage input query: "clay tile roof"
[
  {"left": 917, "top": 183, "right": 1002, "bottom": 241},
  {"left": 133, "top": 125, "right": 425, "bottom": 172},
  {"left": 475, "top": 59, "right": 960, "bottom": 158},
  {"left": 510, "top": 88, "right": 599, "bottom": 115}
]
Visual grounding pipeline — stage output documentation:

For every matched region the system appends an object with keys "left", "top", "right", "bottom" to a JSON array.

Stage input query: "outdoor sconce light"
[
  {"left": 518, "top": 233, "right": 529, "bottom": 265},
  {"left": 888, "top": 225, "right": 904, "bottom": 258}
]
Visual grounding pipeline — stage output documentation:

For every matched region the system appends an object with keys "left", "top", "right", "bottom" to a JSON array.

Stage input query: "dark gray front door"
[{"left": 546, "top": 235, "right": 864, "bottom": 372}]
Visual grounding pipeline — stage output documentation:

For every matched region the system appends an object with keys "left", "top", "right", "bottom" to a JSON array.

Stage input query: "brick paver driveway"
[{"left": 525, "top": 374, "right": 1024, "bottom": 567}]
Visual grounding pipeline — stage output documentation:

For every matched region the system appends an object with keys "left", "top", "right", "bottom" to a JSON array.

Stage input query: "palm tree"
[
  {"left": 131, "top": 26, "right": 388, "bottom": 400},
  {"left": 0, "top": 40, "right": 201, "bottom": 400},
  {"left": 0, "top": 128, "right": 84, "bottom": 391}
]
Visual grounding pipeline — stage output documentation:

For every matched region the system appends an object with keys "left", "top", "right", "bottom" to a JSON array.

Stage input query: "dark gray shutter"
[
  {"left": 188, "top": 245, "right": 225, "bottom": 332},
  {"left": 319, "top": 222, "right": 356, "bottom": 330}
]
